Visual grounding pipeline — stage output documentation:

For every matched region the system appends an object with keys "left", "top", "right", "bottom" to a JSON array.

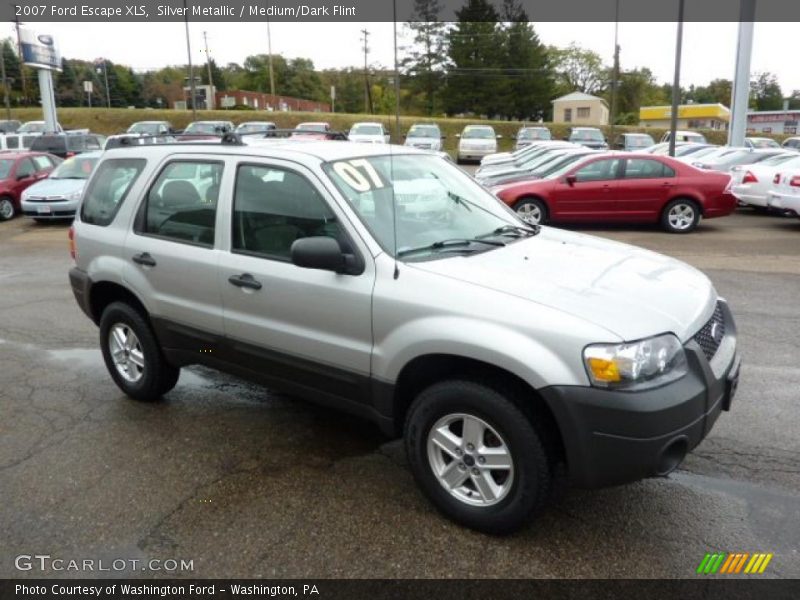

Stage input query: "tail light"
[
  {"left": 65, "top": 152, "right": 75, "bottom": 158},
  {"left": 742, "top": 171, "right": 757, "bottom": 184},
  {"left": 68, "top": 225, "right": 76, "bottom": 261},
  {"left": 791, "top": 176, "right": 800, "bottom": 188},
  {"left": 774, "top": 173, "right": 781, "bottom": 184}
]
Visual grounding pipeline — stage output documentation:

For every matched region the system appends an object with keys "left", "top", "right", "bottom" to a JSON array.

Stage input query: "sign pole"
[{"left": 38, "top": 69, "right": 57, "bottom": 132}]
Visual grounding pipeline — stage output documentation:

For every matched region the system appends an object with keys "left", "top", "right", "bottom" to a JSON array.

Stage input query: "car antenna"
[{"left": 390, "top": 129, "right": 400, "bottom": 280}]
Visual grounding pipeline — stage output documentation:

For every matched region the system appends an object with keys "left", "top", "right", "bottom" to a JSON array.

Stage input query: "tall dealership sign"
[{"left": 19, "top": 27, "right": 62, "bottom": 133}]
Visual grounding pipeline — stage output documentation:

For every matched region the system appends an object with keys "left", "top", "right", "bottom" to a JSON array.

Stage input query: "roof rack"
[{"left": 104, "top": 129, "right": 349, "bottom": 150}]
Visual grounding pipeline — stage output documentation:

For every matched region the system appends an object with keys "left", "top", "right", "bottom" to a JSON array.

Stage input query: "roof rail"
[{"left": 104, "top": 129, "right": 350, "bottom": 150}]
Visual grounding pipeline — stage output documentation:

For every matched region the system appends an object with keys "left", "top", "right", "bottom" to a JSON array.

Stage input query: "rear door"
[
  {"left": 616, "top": 158, "right": 677, "bottom": 220},
  {"left": 217, "top": 159, "right": 375, "bottom": 401},
  {"left": 10, "top": 158, "right": 37, "bottom": 201},
  {"left": 122, "top": 155, "right": 228, "bottom": 350},
  {"left": 552, "top": 157, "right": 622, "bottom": 221}
]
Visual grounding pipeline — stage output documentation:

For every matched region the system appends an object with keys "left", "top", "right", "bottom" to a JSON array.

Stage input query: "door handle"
[
  {"left": 131, "top": 252, "right": 157, "bottom": 267},
  {"left": 228, "top": 273, "right": 262, "bottom": 291}
]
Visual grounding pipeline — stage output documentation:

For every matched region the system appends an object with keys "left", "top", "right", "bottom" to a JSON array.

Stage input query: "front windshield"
[
  {"left": 570, "top": 129, "right": 604, "bottom": 141},
  {"left": 0, "top": 159, "right": 14, "bottom": 179},
  {"left": 51, "top": 156, "right": 98, "bottom": 179},
  {"left": 463, "top": 127, "right": 494, "bottom": 139},
  {"left": 324, "top": 155, "right": 519, "bottom": 259},
  {"left": 519, "top": 128, "right": 550, "bottom": 140},
  {"left": 628, "top": 135, "right": 653, "bottom": 147},
  {"left": 408, "top": 126, "right": 440, "bottom": 138},
  {"left": 750, "top": 138, "right": 779, "bottom": 148},
  {"left": 128, "top": 123, "right": 162, "bottom": 134},
  {"left": 19, "top": 122, "right": 45, "bottom": 133},
  {"left": 351, "top": 125, "right": 382, "bottom": 135},
  {"left": 539, "top": 153, "right": 590, "bottom": 177},
  {"left": 184, "top": 123, "right": 219, "bottom": 134},
  {"left": 237, "top": 123, "right": 273, "bottom": 133}
]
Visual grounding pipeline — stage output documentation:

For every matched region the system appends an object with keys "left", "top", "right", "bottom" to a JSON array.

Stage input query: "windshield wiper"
[
  {"left": 480, "top": 224, "right": 540, "bottom": 239},
  {"left": 446, "top": 191, "right": 472, "bottom": 211},
  {"left": 398, "top": 237, "right": 505, "bottom": 258}
]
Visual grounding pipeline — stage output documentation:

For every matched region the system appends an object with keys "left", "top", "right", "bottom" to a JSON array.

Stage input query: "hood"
[
  {"left": 23, "top": 177, "right": 86, "bottom": 198},
  {"left": 405, "top": 137, "right": 440, "bottom": 149},
  {"left": 408, "top": 228, "right": 715, "bottom": 342},
  {"left": 349, "top": 134, "right": 385, "bottom": 143},
  {"left": 574, "top": 141, "right": 608, "bottom": 149},
  {"left": 460, "top": 138, "right": 496, "bottom": 147}
]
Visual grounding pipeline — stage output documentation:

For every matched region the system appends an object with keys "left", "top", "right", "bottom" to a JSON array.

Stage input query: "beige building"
[{"left": 552, "top": 92, "right": 610, "bottom": 126}]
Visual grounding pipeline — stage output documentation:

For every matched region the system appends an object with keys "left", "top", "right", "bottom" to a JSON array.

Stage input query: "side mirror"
[
  {"left": 441, "top": 135, "right": 446, "bottom": 139},
  {"left": 565, "top": 175, "right": 577, "bottom": 186},
  {"left": 291, "top": 237, "right": 359, "bottom": 275},
  {"left": 16, "top": 173, "right": 30, "bottom": 181}
]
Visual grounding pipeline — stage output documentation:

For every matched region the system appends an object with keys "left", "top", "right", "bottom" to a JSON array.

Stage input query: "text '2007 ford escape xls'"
[{"left": 68, "top": 137, "right": 740, "bottom": 534}]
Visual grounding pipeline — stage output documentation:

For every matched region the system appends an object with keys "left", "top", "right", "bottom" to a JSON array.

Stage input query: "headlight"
[
  {"left": 66, "top": 189, "right": 83, "bottom": 201},
  {"left": 583, "top": 333, "right": 687, "bottom": 390}
]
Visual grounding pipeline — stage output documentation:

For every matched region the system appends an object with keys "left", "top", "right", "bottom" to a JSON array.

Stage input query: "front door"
[
  {"left": 218, "top": 160, "right": 375, "bottom": 403},
  {"left": 553, "top": 157, "right": 622, "bottom": 221}
]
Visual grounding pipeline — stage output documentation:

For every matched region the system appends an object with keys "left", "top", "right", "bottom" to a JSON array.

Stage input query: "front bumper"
[
  {"left": 540, "top": 300, "right": 740, "bottom": 489},
  {"left": 458, "top": 147, "right": 496, "bottom": 161},
  {"left": 21, "top": 198, "right": 78, "bottom": 219}
]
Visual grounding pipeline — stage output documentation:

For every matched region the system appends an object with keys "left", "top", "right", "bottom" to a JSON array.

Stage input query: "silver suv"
[{"left": 69, "top": 138, "right": 740, "bottom": 534}]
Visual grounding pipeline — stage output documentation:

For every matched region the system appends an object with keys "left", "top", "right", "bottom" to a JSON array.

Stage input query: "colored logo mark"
[{"left": 696, "top": 552, "right": 773, "bottom": 574}]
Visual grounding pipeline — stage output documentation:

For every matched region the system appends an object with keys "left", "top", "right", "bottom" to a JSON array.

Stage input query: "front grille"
[
  {"left": 693, "top": 302, "right": 725, "bottom": 361},
  {"left": 25, "top": 196, "right": 65, "bottom": 203}
]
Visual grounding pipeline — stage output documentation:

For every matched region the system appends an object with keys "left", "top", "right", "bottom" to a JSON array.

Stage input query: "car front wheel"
[
  {"left": 405, "top": 379, "right": 552, "bottom": 534},
  {"left": 514, "top": 197, "right": 547, "bottom": 225},
  {"left": 99, "top": 301, "right": 180, "bottom": 401},
  {"left": 0, "top": 196, "right": 15, "bottom": 221}
]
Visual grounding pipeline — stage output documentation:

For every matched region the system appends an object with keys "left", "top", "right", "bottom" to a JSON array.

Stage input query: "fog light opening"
[{"left": 656, "top": 437, "right": 688, "bottom": 476}]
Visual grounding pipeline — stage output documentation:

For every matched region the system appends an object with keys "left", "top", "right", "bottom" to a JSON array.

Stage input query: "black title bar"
[{"left": 3, "top": 0, "right": 800, "bottom": 23}]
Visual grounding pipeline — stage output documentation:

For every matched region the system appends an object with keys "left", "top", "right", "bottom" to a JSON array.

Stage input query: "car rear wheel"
[
  {"left": 99, "top": 301, "right": 180, "bottom": 401},
  {"left": 662, "top": 198, "right": 700, "bottom": 233},
  {"left": 0, "top": 196, "right": 15, "bottom": 221},
  {"left": 405, "top": 379, "right": 552, "bottom": 534},
  {"left": 514, "top": 197, "right": 547, "bottom": 225}
]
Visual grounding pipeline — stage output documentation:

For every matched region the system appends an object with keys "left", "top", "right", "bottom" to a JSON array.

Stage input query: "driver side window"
[
  {"left": 15, "top": 158, "right": 35, "bottom": 178},
  {"left": 573, "top": 159, "right": 620, "bottom": 182}
]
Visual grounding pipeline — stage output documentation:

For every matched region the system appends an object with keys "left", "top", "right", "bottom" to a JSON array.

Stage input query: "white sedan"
[
  {"left": 731, "top": 153, "right": 800, "bottom": 208},
  {"left": 767, "top": 168, "right": 800, "bottom": 217}
]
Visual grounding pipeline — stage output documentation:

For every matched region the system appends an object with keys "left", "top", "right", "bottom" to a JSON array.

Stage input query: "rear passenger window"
[
  {"left": 142, "top": 161, "right": 222, "bottom": 246},
  {"left": 232, "top": 164, "right": 343, "bottom": 260},
  {"left": 81, "top": 159, "right": 146, "bottom": 226},
  {"left": 32, "top": 155, "right": 52, "bottom": 171},
  {"left": 624, "top": 159, "right": 675, "bottom": 179},
  {"left": 6, "top": 136, "right": 19, "bottom": 149}
]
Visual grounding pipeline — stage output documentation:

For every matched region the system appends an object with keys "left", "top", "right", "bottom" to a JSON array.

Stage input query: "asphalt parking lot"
[{"left": 1, "top": 208, "right": 799, "bottom": 579}]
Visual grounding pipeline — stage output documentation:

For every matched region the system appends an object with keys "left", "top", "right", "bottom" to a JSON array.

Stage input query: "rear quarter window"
[{"left": 80, "top": 158, "right": 146, "bottom": 226}]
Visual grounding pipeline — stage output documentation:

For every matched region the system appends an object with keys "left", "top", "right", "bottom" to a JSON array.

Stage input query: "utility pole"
[
  {"left": 202, "top": 31, "right": 214, "bottom": 91},
  {"left": 729, "top": 0, "right": 756, "bottom": 147},
  {"left": 266, "top": 17, "right": 275, "bottom": 97},
  {"left": 668, "top": 0, "right": 685, "bottom": 158},
  {"left": 608, "top": 0, "right": 620, "bottom": 147},
  {"left": 183, "top": 0, "right": 197, "bottom": 120},
  {"left": 102, "top": 60, "right": 111, "bottom": 108},
  {"left": 361, "top": 28, "right": 372, "bottom": 114},
  {"left": 0, "top": 43, "right": 11, "bottom": 121}
]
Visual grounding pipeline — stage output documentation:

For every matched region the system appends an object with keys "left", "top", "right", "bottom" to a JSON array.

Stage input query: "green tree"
[
  {"left": 498, "top": 0, "right": 553, "bottom": 120},
  {"left": 787, "top": 90, "right": 800, "bottom": 110},
  {"left": 443, "top": 0, "right": 502, "bottom": 117},
  {"left": 750, "top": 71, "right": 783, "bottom": 111},
  {"left": 611, "top": 67, "right": 669, "bottom": 123},
  {"left": 550, "top": 43, "right": 607, "bottom": 96},
  {"left": 201, "top": 59, "right": 226, "bottom": 91},
  {"left": 55, "top": 58, "right": 81, "bottom": 106},
  {"left": 402, "top": 0, "right": 447, "bottom": 116}
]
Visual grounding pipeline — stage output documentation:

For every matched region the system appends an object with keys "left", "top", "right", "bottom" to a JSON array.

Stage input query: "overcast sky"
[{"left": 21, "top": 21, "right": 800, "bottom": 96}]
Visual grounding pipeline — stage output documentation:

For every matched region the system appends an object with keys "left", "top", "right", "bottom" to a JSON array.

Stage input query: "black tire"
[
  {"left": 661, "top": 198, "right": 700, "bottom": 233},
  {"left": 0, "top": 196, "right": 15, "bottom": 221},
  {"left": 99, "top": 301, "right": 180, "bottom": 401},
  {"left": 404, "top": 379, "right": 552, "bottom": 535},
  {"left": 514, "top": 197, "right": 548, "bottom": 225}
]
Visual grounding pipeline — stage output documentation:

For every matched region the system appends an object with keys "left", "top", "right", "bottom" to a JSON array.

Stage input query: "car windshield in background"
[
  {"left": 750, "top": 138, "right": 780, "bottom": 148},
  {"left": 0, "top": 159, "right": 14, "bottom": 179},
  {"left": 324, "top": 154, "right": 517, "bottom": 259},
  {"left": 297, "top": 123, "right": 327, "bottom": 132},
  {"left": 463, "top": 128, "right": 494, "bottom": 139},
  {"left": 184, "top": 123, "right": 221, "bottom": 134},
  {"left": 51, "top": 156, "right": 98, "bottom": 179},
  {"left": 352, "top": 125, "right": 382, "bottom": 135},
  {"left": 237, "top": 123, "right": 274, "bottom": 133},
  {"left": 571, "top": 130, "right": 604, "bottom": 141},
  {"left": 519, "top": 129, "right": 550, "bottom": 140},
  {"left": 18, "top": 122, "right": 46, "bottom": 133},
  {"left": 128, "top": 123, "right": 162, "bottom": 135},
  {"left": 409, "top": 126, "right": 440, "bottom": 138},
  {"left": 628, "top": 136, "right": 653, "bottom": 146}
]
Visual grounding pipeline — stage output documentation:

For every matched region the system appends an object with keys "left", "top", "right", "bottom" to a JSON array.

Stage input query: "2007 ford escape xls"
[{"left": 69, "top": 137, "right": 740, "bottom": 534}]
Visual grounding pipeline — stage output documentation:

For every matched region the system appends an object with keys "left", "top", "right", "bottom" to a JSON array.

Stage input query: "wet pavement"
[{"left": 1, "top": 211, "right": 799, "bottom": 578}]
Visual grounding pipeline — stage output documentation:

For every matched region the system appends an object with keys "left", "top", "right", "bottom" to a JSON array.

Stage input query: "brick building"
[{"left": 215, "top": 90, "right": 330, "bottom": 113}]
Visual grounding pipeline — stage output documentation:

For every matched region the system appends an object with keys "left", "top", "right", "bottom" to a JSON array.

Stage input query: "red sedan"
[
  {"left": 0, "top": 151, "right": 59, "bottom": 221},
  {"left": 491, "top": 152, "right": 736, "bottom": 233}
]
